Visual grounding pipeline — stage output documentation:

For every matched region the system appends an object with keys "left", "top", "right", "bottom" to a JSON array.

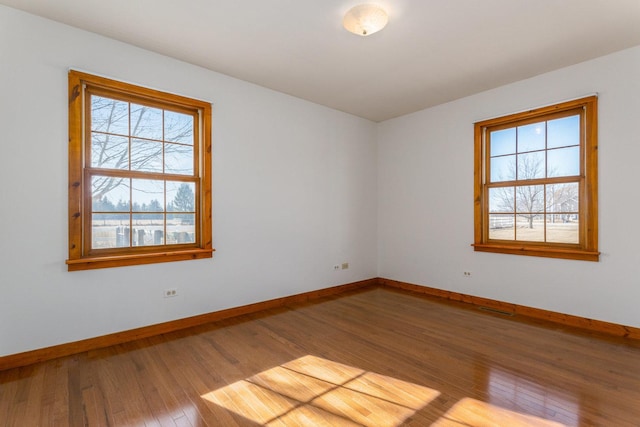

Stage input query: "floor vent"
[{"left": 479, "top": 306, "right": 514, "bottom": 316}]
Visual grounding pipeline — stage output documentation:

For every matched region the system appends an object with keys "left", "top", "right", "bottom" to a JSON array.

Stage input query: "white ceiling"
[{"left": 2, "top": 0, "right": 640, "bottom": 121}]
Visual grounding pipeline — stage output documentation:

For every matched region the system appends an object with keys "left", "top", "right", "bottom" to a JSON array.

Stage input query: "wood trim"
[
  {"left": 4, "top": 276, "right": 637, "bottom": 371},
  {"left": 68, "top": 72, "right": 83, "bottom": 261},
  {"left": 0, "top": 278, "right": 377, "bottom": 371},
  {"left": 69, "top": 70, "right": 212, "bottom": 109},
  {"left": 379, "top": 277, "right": 640, "bottom": 340},
  {"left": 201, "top": 103, "right": 213, "bottom": 251},
  {"left": 584, "top": 96, "right": 598, "bottom": 254},
  {"left": 473, "top": 121, "right": 484, "bottom": 245},
  {"left": 471, "top": 243, "right": 600, "bottom": 262},
  {"left": 475, "top": 96, "right": 597, "bottom": 128},
  {"left": 66, "top": 248, "right": 215, "bottom": 271},
  {"left": 67, "top": 70, "right": 214, "bottom": 271}
]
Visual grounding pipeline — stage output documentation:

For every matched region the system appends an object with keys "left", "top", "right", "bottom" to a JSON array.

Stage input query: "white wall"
[
  {"left": 3, "top": 4, "right": 639, "bottom": 358},
  {"left": 378, "top": 45, "right": 640, "bottom": 328},
  {"left": 0, "top": 5, "right": 378, "bottom": 356}
]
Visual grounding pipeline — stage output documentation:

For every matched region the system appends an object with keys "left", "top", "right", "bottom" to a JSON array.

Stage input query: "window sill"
[
  {"left": 472, "top": 243, "right": 599, "bottom": 262},
  {"left": 66, "top": 248, "right": 215, "bottom": 271}
]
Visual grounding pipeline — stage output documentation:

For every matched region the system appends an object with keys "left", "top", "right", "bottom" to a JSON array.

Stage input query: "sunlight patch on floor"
[
  {"left": 487, "top": 368, "right": 578, "bottom": 426},
  {"left": 432, "top": 398, "right": 567, "bottom": 427},
  {"left": 201, "top": 354, "right": 440, "bottom": 426}
]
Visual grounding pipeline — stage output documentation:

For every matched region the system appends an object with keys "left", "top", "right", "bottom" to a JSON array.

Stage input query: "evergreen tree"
[{"left": 172, "top": 184, "right": 194, "bottom": 212}]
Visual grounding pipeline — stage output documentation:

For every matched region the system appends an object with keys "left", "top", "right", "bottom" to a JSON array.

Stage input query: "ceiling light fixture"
[{"left": 343, "top": 4, "right": 388, "bottom": 36}]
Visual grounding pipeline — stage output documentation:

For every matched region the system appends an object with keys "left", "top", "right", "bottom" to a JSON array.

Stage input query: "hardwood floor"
[{"left": 1, "top": 287, "right": 640, "bottom": 426}]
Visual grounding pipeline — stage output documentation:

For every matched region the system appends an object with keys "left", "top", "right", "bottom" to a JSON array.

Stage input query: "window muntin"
[
  {"left": 474, "top": 97, "right": 598, "bottom": 261},
  {"left": 67, "top": 71, "right": 213, "bottom": 270}
]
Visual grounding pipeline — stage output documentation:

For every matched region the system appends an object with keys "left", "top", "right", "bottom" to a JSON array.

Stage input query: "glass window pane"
[
  {"left": 130, "top": 104, "right": 162, "bottom": 140},
  {"left": 490, "top": 128, "right": 516, "bottom": 157},
  {"left": 548, "top": 146, "right": 580, "bottom": 177},
  {"left": 517, "top": 151, "right": 545, "bottom": 180},
  {"left": 546, "top": 183, "right": 579, "bottom": 213},
  {"left": 517, "top": 122, "right": 545, "bottom": 152},
  {"left": 165, "top": 111, "right": 194, "bottom": 144},
  {"left": 131, "top": 139, "right": 163, "bottom": 172},
  {"left": 132, "top": 214, "right": 165, "bottom": 246},
  {"left": 92, "top": 214, "right": 131, "bottom": 249},
  {"left": 167, "top": 214, "right": 195, "bottom": 244},
  {"left": 489, "top": 187, "right": 514, "bottom": 213},
  {"left": 167, "top": 182, "right": 195, "bottom": 212},
  {"left": 91, "top": 133, "right": 129, "bottom": 169},
  {"left": 516, "top": 185, "right": 544, "bottom": 213},
  {"left": 515, "top": 214, "right": 544, "bottom": 241},
  {"left": 490, "top": 155, "right": 516, "bottom": 182},
  {"left": 165, "top": 143, "right": 194, "bottom": 175},
  {"left": 488, "top": 214, "right": 514, "bottom": 240},
  {"left": 548, "top": 115, "right": 579, "bottom": 149},
  {"left": 91, "top": 95, "right": 128, "bottom": 135},
  {"left": 547, "top": 214, "right": 579, "bottom": 244},
  {"left": 92, "top": 176, "right": 130, "bottom": 212},
  {"left": 132, "top": 179, "right": 164, "bottom": 213}
]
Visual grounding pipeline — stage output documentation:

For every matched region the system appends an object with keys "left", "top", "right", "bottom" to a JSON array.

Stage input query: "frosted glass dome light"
[{"left": 343, "top": 4, "right": 388, "bottom": 36}]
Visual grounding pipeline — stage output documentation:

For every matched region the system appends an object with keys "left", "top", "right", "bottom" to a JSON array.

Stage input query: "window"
[
  {"left": 473, "top": 96, "right": 598, "bottom": 261},
  {"left": 67, "top": 71, "right": 213, "bottom": 271}
]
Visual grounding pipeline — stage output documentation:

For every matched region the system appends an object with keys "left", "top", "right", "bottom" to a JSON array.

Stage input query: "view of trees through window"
[
  {"left": 486, "top": 113, "right": 581, "bottom": 244},
  {"left": 89, "top": 93, "right": 197, "bottom": 249},
  {"left": 68, "top": 70, "right": 212, "bottom": 270},
  {"left": 474, "top": 96, "right": 597, "bottom": 261}
]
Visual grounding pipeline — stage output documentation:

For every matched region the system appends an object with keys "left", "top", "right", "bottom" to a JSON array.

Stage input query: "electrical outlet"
[
  {"left": 333, "top": 264, "right": 340, "bottom": 270},
  {"left": 463, "top": 271, "right": 472, "bottom": 277},
  {"left": 341, "top": 262, "right": 349, "bottom": 270},
  {"left": 164, "top": 288, "right": 178, "bottom": 298}
]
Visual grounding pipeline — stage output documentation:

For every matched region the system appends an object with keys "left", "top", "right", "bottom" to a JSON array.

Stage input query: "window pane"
[
  {"left": 489, "top": 187, "right": 514, "bottom": 213},
  {"left": 131, "top": 139, "right": 163, "bottom": 172},
  {"left": 516, "top": 185, "right": 544, "bottom": 213},
  {"left": 92, "top": 214, "right": 130, "bottom": 249},
  {"left": 91, "top": 133, "right": 129, "bottom": 169},
  {"left": 165, "top": 111, "right": 194, "bottom": 144},
  {"left": 490, "top": 128, "right": 516, "bottom": 156},
  {"left": 490, "top": 155, "right": 516, "bottom": 182},
  {"left": 547, "top": 183, "right": 579, "bottom": 213},
  {"left": 488, "top": 214, "right": 514, "bottom": 240},
  {"left": 548, "top": 146, "right": 580, "bottom": 177},
  {"left": 167, "top": 214, "right": 195, "bottom": 244},
  {"left": 547, "top": 214, "right": 579, "bottom": 244},
  {"left": 165, "top": 143, "right": 194, "bottom": 175},
  {"left": 132, "top": 214, "right": 165, "bottom": 246},
  {"left": 517, "top": 122, "right": 545, "bottom": 152},
  {"left": 91, "top": 96, "right": 128, "bottom": 135},
  {"left": 92, "top": 177, "right": 130, "bottom": 211},
  {"left": 517, "top": 151, "right": 545, "bottom": 180},
  {"left": 132, "top": 179, "right": 164, "bottom": 213},
  {"left": 548, "top": 115, "right": 579, "bottom": 149},
  {"left": 130, "top": 104, "right": 163, "bottom": 140},
  {"left": 167, "top": 182, "right": 195, "bottom": 212},
  {"left": 515, "top": 214, "right": 544, "bottom": 241}
]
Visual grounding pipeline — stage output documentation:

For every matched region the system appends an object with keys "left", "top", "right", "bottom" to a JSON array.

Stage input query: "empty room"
[{"left": 1, "top": 1, "right": 640, "bottom": 425}]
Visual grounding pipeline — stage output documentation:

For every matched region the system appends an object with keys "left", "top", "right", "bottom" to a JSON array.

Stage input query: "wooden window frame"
[
  {"left": 67, "top": 71, "right": 213, "bottom": 271},
  {"left": 473, "top": 96, "right": 598, "bottom": 261}
]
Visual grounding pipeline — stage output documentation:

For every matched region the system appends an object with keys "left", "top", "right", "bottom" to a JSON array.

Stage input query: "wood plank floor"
[{"left": 2, "top": 287, "right": 640, "bottom": 426}]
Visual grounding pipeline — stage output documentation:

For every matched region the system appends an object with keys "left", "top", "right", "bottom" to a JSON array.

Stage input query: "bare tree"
[
  {"left": 492, "top": 154, "right": 576, "bottom": 229},
  {"left": 492, "top": 154, "right": 541, "bottom": 228},
  {"left": 90, "top": 96, "right": 193, "bottom": 205}
]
